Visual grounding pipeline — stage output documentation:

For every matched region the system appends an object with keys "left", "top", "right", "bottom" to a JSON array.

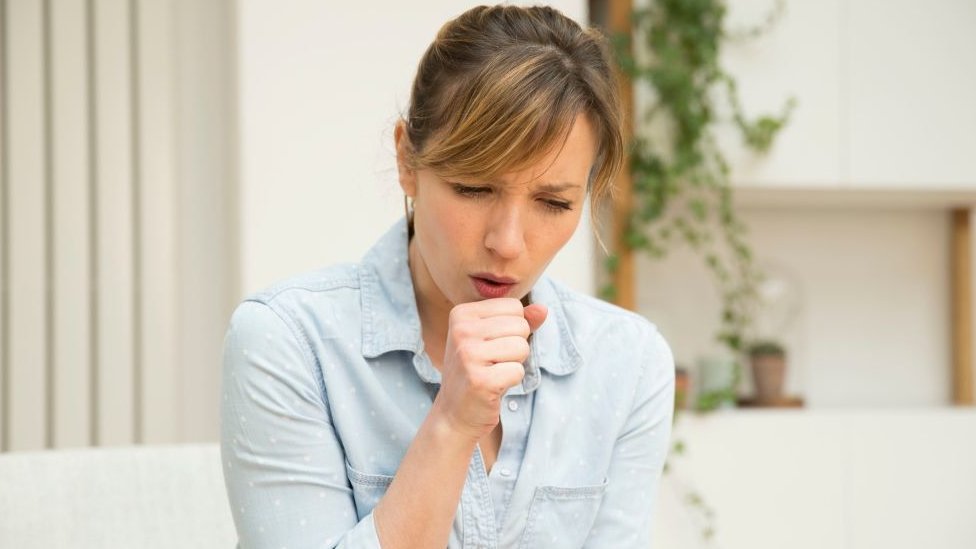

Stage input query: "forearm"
[{"left": 372, "top": 408, "right": 478, "bottom": 549}]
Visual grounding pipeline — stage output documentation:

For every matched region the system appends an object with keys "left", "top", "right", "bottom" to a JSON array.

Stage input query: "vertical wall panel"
[
  {"left": 0, "top": 0, "right": 8, "bottom": 452},
  {"left": 0, "top": 0, "right": 226, "bottom": 451},
  {"left": 0, "top": 0, "right": 234, "bottom": 451},
  {"left": 7, "top": 0, "right": 48, "bottom": 451},
  {"left": 176, "top": 0, "right": 236, "bottom": 442},
  {"left": 93, "top": 0, "right": 135, "bottom": 446},
  {"left": 137, "top": 0, "right": 178, "bottom": 443},
  {"left": 50, "top": 0, "right": 93, "bottom": 448}
]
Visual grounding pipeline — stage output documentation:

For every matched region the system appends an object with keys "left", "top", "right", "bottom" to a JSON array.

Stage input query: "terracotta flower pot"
[{"left": 750, "top": 352, "right": 786, "bottom": 404}]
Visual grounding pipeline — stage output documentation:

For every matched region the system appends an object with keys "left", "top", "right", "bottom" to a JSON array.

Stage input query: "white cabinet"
[
  {"left": 848, "top": 0, "right": 976, "bottom": 187},
  {"left": 652, "top": 410, "right": 976, "bottom": 549},
  {"left": 713, "top": 0, "right": 976, "bottom": 189}
]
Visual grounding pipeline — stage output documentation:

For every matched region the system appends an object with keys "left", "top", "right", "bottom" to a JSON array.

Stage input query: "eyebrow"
[{"left": 534, "top": 182, "right": 581, "bottom": 193}]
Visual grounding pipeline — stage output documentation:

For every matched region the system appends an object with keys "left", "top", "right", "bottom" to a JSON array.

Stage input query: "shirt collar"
[{"left": 359, "top": 217, "right": 583, "bottom": 393}]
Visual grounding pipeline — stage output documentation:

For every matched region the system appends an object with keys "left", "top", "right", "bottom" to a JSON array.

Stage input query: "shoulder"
[
  {"left": 245, "top": 263, "right": 362, "bottom": 307},
  {"left": 227, "top": 262, "right": 366, "bottom": 344}
]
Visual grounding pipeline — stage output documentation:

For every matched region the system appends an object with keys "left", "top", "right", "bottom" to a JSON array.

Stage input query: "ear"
[{"left": 395, "top": 120, "right": 418, "bottom": 198}]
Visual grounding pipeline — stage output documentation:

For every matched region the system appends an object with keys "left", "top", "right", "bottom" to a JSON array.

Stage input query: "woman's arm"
[
  {"left": 583, "top": 324, "right": 676, "bottom": 547},
  {"left": 369, "top": 406, "right": 476, "bottom": 548},
  {"left": 373, "top": 297, "right": 547, "bottom": 548},
  {"left": 221, "top": 301, "right": 384, "bottom": 548},
  {"left": 221, "top": 297, "right": 543, "bottom": 549}
]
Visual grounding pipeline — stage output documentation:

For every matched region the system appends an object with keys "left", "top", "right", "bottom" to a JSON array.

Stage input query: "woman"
[{"left": 221, "top": 5, "right": 675, "bottom": 548}]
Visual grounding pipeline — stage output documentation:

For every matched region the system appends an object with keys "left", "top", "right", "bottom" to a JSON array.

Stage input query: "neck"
[{"left": 407, "top": 235, "right": 452, "bottom": 364}]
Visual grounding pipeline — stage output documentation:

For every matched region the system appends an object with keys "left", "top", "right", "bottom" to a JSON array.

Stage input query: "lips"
[
  {"left": 470, "top": 273, "right": 518, "bottom": 299},
  {"left": 472, "top": 273, "right": 518, "bottom": 284}
]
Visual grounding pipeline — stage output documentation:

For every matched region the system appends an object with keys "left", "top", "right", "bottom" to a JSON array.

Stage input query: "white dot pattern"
[{"left": 218, "top": 217, "right": 675, "bottom": 548}]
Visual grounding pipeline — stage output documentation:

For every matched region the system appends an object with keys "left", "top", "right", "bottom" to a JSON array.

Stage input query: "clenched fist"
[{"left": 430, "top": 297, "right": 547, "bottom": 443}]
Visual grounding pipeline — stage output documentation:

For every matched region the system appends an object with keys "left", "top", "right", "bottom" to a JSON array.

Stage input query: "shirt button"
[
  {"left": 499, "top": 468, "right": 512, "bottom": 477},
  {"left": 507, "top": 399, "right": 519, "bottom": 412}
]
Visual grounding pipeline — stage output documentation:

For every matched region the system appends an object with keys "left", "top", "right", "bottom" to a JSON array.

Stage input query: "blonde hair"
[{"left": 402, "top": 5, "right": 624, "bottom": 214}]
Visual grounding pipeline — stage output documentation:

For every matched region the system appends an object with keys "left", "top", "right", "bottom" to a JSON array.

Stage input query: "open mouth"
[{"left": 471, "top": 276, "right": 516, "bottom": 298}]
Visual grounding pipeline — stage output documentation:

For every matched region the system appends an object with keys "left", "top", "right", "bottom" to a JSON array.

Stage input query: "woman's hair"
[{"left": 402, "top": 4, "right": 624, "bottom": 214}]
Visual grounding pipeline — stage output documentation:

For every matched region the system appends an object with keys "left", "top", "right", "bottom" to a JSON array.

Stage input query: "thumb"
[{"left": 523, "top": 303, "right": 548, "bottom": 334}]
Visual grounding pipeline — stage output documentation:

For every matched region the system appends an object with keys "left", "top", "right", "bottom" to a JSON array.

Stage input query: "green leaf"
[{"left": 673, "top": 439, "right": 686, "bottom": 455}]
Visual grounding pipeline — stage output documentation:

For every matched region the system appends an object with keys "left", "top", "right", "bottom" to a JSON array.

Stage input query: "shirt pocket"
[
  {"left": 517, "top": 477, "right": 609, "bottom": 549},
  {"left": 345, "top": 460, "right": 395, "bottom": 519}
]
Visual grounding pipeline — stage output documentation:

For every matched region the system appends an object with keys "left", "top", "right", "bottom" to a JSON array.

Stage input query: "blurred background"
[{"left": 0, "top": 0, "right": 974, "bottom": 548}]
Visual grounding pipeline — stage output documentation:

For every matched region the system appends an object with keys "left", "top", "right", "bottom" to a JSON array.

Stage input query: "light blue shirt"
[{"left": 220, "top": 217, "right": 675, "bottom": 548}]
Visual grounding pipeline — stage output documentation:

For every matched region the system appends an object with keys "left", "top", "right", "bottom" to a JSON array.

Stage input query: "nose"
[{"left": 484, "top": 205, "right": 526, "bottom": 260}]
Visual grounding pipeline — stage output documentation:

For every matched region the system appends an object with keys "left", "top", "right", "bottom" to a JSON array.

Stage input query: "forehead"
[{"left": 486, "top": 114, "right": 598, "bottom": 188}]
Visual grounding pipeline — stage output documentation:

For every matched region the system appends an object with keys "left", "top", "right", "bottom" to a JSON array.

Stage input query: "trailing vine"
[
  {"left": 598, "top": 1, "right": 794, "bottom": 544},
  {"left": 602, "top": 0, "right": 794, "bottom": 411}
]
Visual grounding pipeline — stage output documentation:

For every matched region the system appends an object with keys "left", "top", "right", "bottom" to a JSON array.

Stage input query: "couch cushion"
[{"left": 0, "top": 443, "right": 235, "bottom": 548}]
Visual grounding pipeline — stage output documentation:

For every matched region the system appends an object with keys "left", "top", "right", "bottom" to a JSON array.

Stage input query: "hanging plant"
[{"left": 603, "top": 0, "right": 795, "bottom": 411}]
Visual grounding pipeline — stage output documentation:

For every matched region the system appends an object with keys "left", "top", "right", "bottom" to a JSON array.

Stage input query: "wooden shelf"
[
  {"left": 733, "top": 185, "right": 976, "bottom": 210},
  {"left": 736, "top": 395, "right": 806, "bottom": 408}
]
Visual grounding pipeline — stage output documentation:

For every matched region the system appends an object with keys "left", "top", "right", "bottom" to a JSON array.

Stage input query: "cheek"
[
  {"left": 419, "top": 197, "right": 478, "bottom": 261},
  {"left": 536, "top": 211, "right": 583, "bottom": 255}
]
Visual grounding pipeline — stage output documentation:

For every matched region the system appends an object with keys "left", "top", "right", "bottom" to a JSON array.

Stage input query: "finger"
[
  {"left": 487, "top": 361, "right": 526, "bottom": 391},
  {"left": 476, "top": 315, "right": 531, "bottom": 341},
  {"left": 523, "top": 303, "right": 548, "bottom": 333},
  {"left": 480, "top": 336, "right": 531, "bottom": 364},
  {"left": 451, "top": 298, "right": 523, "bottom": 321}
]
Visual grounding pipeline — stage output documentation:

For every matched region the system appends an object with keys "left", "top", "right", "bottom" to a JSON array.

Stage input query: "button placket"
[{"left": 487, "top": 391, "right": 533, "bottom": 536}]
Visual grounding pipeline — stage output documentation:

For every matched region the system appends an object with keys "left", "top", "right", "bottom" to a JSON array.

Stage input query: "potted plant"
[{"left": 746, "top": 339, "right": 787, "bottom": 404}]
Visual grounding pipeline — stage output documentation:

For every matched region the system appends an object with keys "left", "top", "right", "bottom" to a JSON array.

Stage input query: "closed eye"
[
  {"left": 542, "top": 199, "right": 573, "bottom": 213},
  {"left": 451, "top": 184, "right": 491, "bottom": 198},
  {"left": 451, "top": 183, "right": 574, "bottom": 214}
]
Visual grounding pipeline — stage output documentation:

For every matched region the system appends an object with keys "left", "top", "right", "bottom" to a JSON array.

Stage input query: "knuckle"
[
  {"left": 503, "top": 364, "right": 525, "bottom": 385},
  {"left": 496, "top": 362, "right": 524, "bottom": 385},
  {"left": 456, "top": 342, "right": 478, "bottom": 364},
  {"left": 451, "top": 321, "right": 473, "bottom": 340}
]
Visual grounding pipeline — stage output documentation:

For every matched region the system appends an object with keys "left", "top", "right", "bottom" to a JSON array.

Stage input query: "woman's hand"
[{"left": 431, "top": 297, "right": 547, "bottom": 443}]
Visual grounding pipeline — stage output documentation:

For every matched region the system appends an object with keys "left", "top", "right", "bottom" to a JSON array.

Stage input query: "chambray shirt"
[{"left": 220, "top": 217, "right": 675, "bottom": 548}]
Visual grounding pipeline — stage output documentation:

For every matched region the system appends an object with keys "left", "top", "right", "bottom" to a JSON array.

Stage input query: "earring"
[
  {"left": 404, "top": 195, "right": 415, "bottom": 237},
  {"left": 403, "top": 195, "right": 415, "bottom": 219}
]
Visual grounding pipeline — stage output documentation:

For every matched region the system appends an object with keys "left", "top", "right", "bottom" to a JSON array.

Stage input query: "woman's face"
[{"left": 397, "top": 113, "right": 597, "bottom": 308}]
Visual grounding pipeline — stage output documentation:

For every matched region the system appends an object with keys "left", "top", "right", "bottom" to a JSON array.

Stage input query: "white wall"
[{"left": 236, "top": 0, "right": 592, "bottom": 298}]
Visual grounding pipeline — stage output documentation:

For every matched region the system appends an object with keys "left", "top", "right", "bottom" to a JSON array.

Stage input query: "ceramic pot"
[{"left": 750, "top": 352, "right": 785, "bottom": 404}]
